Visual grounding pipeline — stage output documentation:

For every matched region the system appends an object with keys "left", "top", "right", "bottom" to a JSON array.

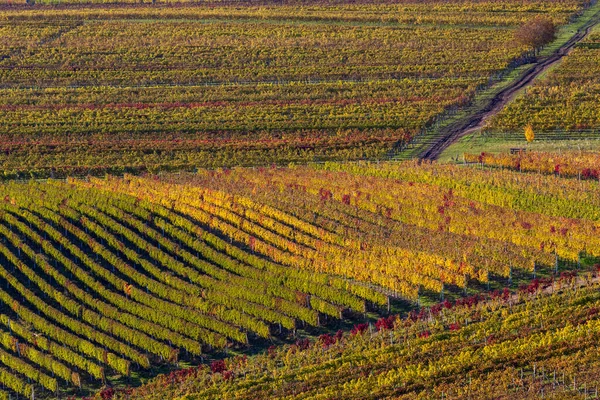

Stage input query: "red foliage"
[
  {"left": 267, "top": 345, "right": 277, "bottom": 358},
  {"left": 520, "top": 221, "right": 532, "bottom": 230},
  {"left": 375, "top": 315, "right": 396, "bottom": 331},
  {"left": 341, "top": 194, "right": 351, "bottom": 205},
  {"left": 430, "top": 303, "right": 443, "bottom": 316},
  {"left": 559, "top": 270, "right": 577, "bottom": 283},
  {"left": 455, "top": 294, "right": 484, "bottom": 308},
  {"left": 319, "top": 188, "right": 333, "bottom": 202},
  {"left": 418, "top": 330, "right": 431, "bottom": 338},
  {"left": 295, "top": 338, "right": 310, "bottom": 350},
  {"left": 554, "top": 164, "right": 561, "bottom": 174},
  {"left": 319, "top": 333, "right": 337, "bottom": 348},
  {"left": 350, "top": 323, "right": 369, "bottom": 336},
  {"left": 581, "top": 168, "right": 599, "bottom": 180},
  {"left": 408, "top": 309, "right": 428, "bottom": 322},
  {"left": 448, "top": 322, "right": 461, "bottom": 331},
  {"left": 385, "top": 207, "right": 393, "bottom": 218},
  {"left": 100, "top": 388, "right": 115, "bottom": 400},
  {"left": 520, "top": 279, "right": 540, "bottom": 294},
  {"left": 210, "top": 360, "right": 227, "bottom": 374},
  {"left": 222, "top": 370, "right": 233, "bottom": 381}
]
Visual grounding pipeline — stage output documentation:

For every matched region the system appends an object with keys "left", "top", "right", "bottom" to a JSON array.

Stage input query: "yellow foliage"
[{"left": 524, "top": 124, "right": 535, "bottom": 143}]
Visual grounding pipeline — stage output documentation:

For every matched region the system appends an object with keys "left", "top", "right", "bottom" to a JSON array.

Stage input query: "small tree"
[
  {"left": 524, "top": 124, "right": 535, "bottom": 143},
  {"left": 515, "top": 16, "right": 556, "bottom": 55}
]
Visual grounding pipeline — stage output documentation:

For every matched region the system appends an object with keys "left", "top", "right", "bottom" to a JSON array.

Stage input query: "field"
[
  {"left": 0, "top": 161, "right": 599, "bottom": 398},
  {"left": 464, "top": 150, "right": 600, "bottom": 178},
  {"left": 0, "top": 0, "right": 588, "bottom": 178},
  {"left": 1, "top": 0, "right": 600, "bottom": 399},
  {"left": 480, "top": 24, "right": 600, "bottom": 141},
  {"left": 115, "top": 271, "right": 600, "bottom": 399}
]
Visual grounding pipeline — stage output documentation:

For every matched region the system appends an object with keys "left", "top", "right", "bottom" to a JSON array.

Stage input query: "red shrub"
[
  {"left": 375, "top": 315, "right": 396, "bottom": 331},
  {"left": 210, "top": 360, "right": 227, "bottom": 374},
  {"left": 295, "top": 338, "right": 310, "bottom": 350},
  {"left": 520, "top": 279, "right": 540, "bottom": 294},
  {"left": 100, "top": 388, "right": 115, "bottom": 400},
  {"left": 554, "top": 164, "right": 561, "bottom": 174},
  {"left": 319, "top": 333, "right": 336, "bottom": 348},
  {"left": 448, "top": 322, "right": 461, "bottom": 331},
  {"left": 350, "top": 323, "right": 369, "bottom": 336},
  {"left": 222, "top": 370, "right": 233, "bottom": 381},
  {"left": 418, "top": 330, "right": 431, "bottom": 339}
]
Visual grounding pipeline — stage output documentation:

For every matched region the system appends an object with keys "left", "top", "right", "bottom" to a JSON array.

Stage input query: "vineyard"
[
  {"left": 0, "top": 175, "right": 385, "bottom": 398},
  {"left": 1, "top": 0, "right": 600, "bottom": 399},
  {"left": 113, "top": 270, "right": 600, "bottom": 399},
  {"left": 484, "top": 24, "right": 600, "bottom": 139},
  {"left": 464, "top": 150, "right": 600, "bottom": 179},
  {"left": 0, "top": 0, "right": 589, "bottom": 177},
  {"left": 0, "top": 161, "right": 597, "bottom": 398}
]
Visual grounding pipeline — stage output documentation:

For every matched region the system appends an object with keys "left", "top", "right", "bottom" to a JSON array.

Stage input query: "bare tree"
[{"left": 515, "top": 16, "right": 557, "bottom": 55}]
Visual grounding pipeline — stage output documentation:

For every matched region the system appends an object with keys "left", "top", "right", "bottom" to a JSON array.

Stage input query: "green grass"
[
  {"left": 540, "top": 1, "right": 600, "bottom": 56},
  {"left": 438, "top": 136, "right": 600, "bottom": 163},
  {"left": 395, "top": 64, "right": 534, "bottom": 160}
]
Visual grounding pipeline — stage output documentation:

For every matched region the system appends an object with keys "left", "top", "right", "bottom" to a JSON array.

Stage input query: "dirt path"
[{"left": 419, "top": 12, "right": 600, "bottom": 161}]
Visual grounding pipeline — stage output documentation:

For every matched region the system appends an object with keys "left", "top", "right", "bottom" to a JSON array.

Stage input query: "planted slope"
[
  {"left": 141, "top": 162, "right": 600, "bottom": 296},
  {"left": 117, "top": 274, "right": 600, "bottom": 399},
  {"left": 1, "top": 160, "right": 599, "bottom": 398},
  {"left": 0, "top": 179, "right": 377, "bottom": 399}
]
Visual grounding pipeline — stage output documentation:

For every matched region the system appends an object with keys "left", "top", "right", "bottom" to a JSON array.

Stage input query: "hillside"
[
  {"left": 440, "top": 17, "right": 600, "bottom": 159},
  {"left": 114, "top": 272, "right": 600, "bottom": 400},
  {"left": 0, "top": 0, "right": 599, "bottom": 399},
  {"left": 0, "top": 160, "right": 598, "bottom": 398}
]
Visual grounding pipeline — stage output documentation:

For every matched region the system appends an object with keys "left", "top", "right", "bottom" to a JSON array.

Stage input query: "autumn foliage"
[{"left": 514, "top": 16, "right": 557, "bottom": 53}]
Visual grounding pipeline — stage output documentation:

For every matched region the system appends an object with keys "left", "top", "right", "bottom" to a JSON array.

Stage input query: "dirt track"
[{"left": 419, "top": 12, "right": 600, "bottom": 161}]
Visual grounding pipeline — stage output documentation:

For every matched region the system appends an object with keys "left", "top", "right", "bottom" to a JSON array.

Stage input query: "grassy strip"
[
  {"left": 438, "top": 2, "right": 600, "bottom": 162},
  {"left": 398, "top": 0, "right": 600, "bottom": 162}
]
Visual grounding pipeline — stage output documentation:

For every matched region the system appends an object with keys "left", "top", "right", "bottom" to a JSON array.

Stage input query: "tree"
[
  {"left": 515, "top": 16, "right": 556, "bottom": 54},
  {"left": 524, "top": 124, "right": 535, "bottom": 143}
]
